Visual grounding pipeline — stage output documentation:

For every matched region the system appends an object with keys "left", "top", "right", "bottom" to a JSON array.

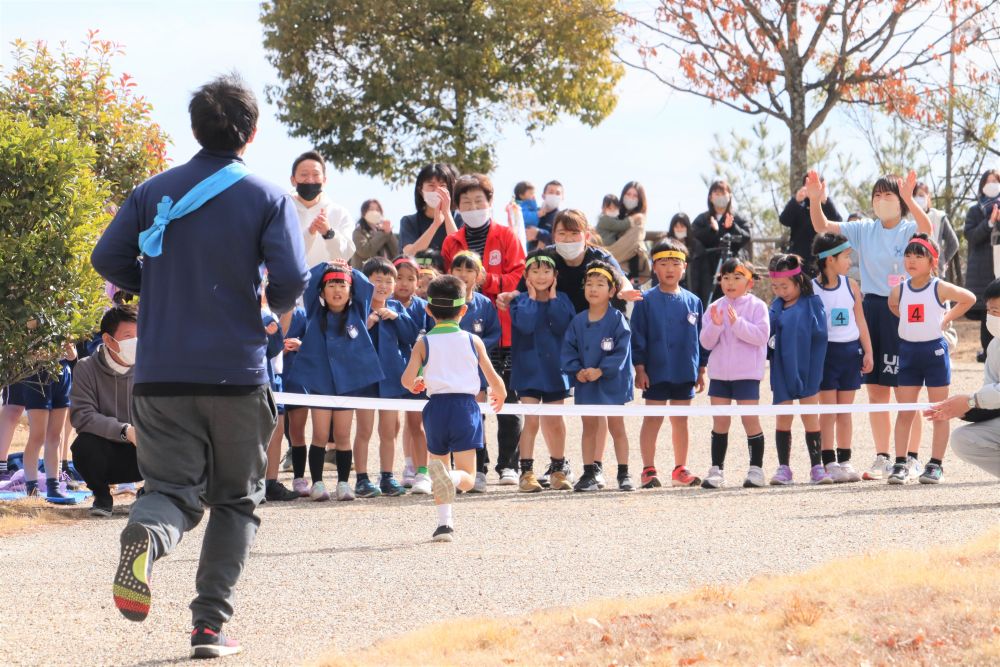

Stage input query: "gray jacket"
[
  {"left": 69, "top": 345, "right": 133, "bottom": 441},
  {"left": 976, "top": 338, "right": 1000, "bottom": 409}
]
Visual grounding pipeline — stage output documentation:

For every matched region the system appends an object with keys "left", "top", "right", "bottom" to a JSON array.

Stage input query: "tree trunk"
[{"left": 786, "top": 62, "right": 809, "bottom": 194}]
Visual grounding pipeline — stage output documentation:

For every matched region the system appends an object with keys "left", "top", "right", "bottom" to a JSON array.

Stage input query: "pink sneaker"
[
  {"left": 810, "top": 464, "right": 834, "bottom": 484},
  {"left": 292, "top": 477, "right": 310, "bottom": 497}
]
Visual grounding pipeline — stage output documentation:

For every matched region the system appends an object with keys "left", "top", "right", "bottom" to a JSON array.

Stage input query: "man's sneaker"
[
  {"left": 617, "top": 474, "right": 635, "bottom": 492},
  {"left": 428, "top": 459, "right": 456, "bottom": 506},
  {"left": 825, "top": 461, "right": 849, "bottom": 483},
  {"left": 467, "top": 471, "right": 488, "bottom": 494},
  {"left": 641, "top": 467, "right": 661, "bottom": 489},
  {"left": 324, "top": 449, "right": 337, "bottom": 470},
  {"left": 402, "top": 462, "right": 416, "bottom": 488},
  {"left": 810, "top": 464, "right": 834, "bottom": 484},
  {"left": 498, "top": 468, "right": 518, "bottom": 486},
  {"left": 919, "top": 462, "right": 943, "bottom": 484},
  {"left": 292, "top": 477, "right": 310, "bottom": 497},
  {"left": 432, "top": 525, "right": 454, "bottom": 543},
  {"left": 839, "top": 461, "right": 861, "bottom": 482},
  {"left": 519, "top": 471, "right": 542, "bottom": 493},
  {"left": 190, "top": 625, "right": 242, "bottom": 659},
  {"left": 335, "top": 481, "right": 355, "bottom": 501},
  {"left": 887, "top": 462, "right": 908, "bottom": 485},
  {"left": 701, "top": 466, "right": 725, "bottom": 489},
  {"left": 594, "top": 463, "right": 606, "bottom": 489},
  {"left": 265, "top": 480, "right": 299, "bottom": 502},
  {"left": 573, "top": 473, "right": 600, "bottom": 492},
  {"left": 379, "top": 476, "right": 406, "bottom": 497},
  {"left": 770, "top": 465, "right": 794, "bottom": 486},
  {"left": 906, "top": 456, "right": 923, "bottom": 482},
  {"left": 310, "top": 481, "right": 330, "bottom": 501},
  {"left": 113, "top": 523, "right": 152, "bottom": 622},
  {"left": 743, "top": 466, "right": 766, "bottom": 488},
  {"left": 671, "top": 466, "right": 701, "bottom": 487},
  {"left": 279, "top": 448, "right": 293, "bottom": 473},
  {"left": 411, "top": 473, "right": 432, "bottom": 495},
  {"left": 355, "top": 478, "right": 381, "bottom": 498},
  {"left": 90, "top": 495, "right": 113, "bottom": 518},
  {"left": 863, "top": 454, "right": 891, "bottom": 481},
  {"left": 112, "top": 482, "right": 138, "bottom": 496},
  {"left": 548, "top": 470, "right": 573, "bottom": 491}
]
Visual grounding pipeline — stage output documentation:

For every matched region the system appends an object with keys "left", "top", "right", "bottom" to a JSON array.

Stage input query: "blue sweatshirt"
[
  {"left": 561, "top": 307, "right": 634, "bottom": 405},
  {"left": 285, "top": 266, "right": 384, "bottom": 396},
  {"left": 281, "top": 306, "right": 308, "bottom": 382},
  {"left": 372, "top": 299, "right": 420, "bottom": 398},
  {"left": 510, "top": 292, "right": 575, "bottom": 394},
  {"left": 400, "top": 295, "right": 432, "bottom": 337},
  {"left": 460, "top": 292, "right": 501, "bottom": 390},
  {"left": 262, "top": 310, "right": 284, "bottom": 392},
  {"left": 769, "top": 295, "right": 828, "bottom": 404},
  {"left": 91, "top": 149, "right": 308, "bottom": 388},
  {"left": 631, "top": 287, "right": 707, "bottom": 385},
  {"left": 518, "top": 199, "right": 540, "bottom": 228}
]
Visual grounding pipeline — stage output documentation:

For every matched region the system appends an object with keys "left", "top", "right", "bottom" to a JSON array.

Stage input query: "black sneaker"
[
  {"left": 573, "top": 473, "right": 600, "bottom": 492},
  {"left": 264, "top": 480, "right": 299, "bottom": 502},
  {"left": 190, "top": 625, "right": 242, "bottom": 659},
  {"left": 90, "top": 495, "right": 113, "bottom": 518},
  {"left": 617, "top": 474, "right": 635, "bottom": 492},
  {"left": 432, "top": 525, "right": 454, "bottom": 542}
]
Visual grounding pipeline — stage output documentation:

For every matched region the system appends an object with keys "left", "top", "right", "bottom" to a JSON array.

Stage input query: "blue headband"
[{"left": 817, "top": 241, "right": 851, "bottom": 259}]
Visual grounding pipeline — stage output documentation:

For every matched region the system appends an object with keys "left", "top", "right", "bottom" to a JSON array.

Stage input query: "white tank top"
[
  {"left": 812, "top": 276, "right": 859, "bottom": 343},
  {"left": 898, "top": 278, "right": 947, "bottom": 342},
  {"left": 422, "top": 326, "right": 481, "bottom": 396}
]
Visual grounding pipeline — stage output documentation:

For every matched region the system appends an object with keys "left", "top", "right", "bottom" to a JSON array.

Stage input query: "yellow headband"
[
  {"left": 586, "top": 268, "right": 615, "bottom": 284},
  {"left": 652, "top": 250, "right": 687, "bottom": 263},
  {"left": 453, "top": 250, "right": 482, "bottom": 268}
]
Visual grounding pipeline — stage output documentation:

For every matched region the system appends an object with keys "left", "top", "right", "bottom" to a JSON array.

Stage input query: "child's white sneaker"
[{"left": 700, "top": 466, "right": 725, "bottom": 489}]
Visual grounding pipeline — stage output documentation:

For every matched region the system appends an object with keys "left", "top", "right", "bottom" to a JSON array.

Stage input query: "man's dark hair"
[
  {"left": 426, "top": 275, "right": 467, "bottom": 320},
  {"left": 543, "top": 180, "right": 563, "bottom": 194},
  {"left": 189, "top": 73, "right": 259, "bottom": 152},
  {"left": 291, "top": 150, "right": 326, "bottom": 177},
  {"left": 984, "top": 278, "right": 1000, "bottom": 302},
  {"left": 100, "top": 303, "right": 138, "bottom": 338}
]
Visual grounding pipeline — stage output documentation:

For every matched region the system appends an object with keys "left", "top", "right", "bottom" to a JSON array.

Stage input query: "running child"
[
  {"left": 631, "top": 239, "right": 706, "bottom": 489},
  {"left": 767, "top": 254, "right": 829, "bottom": 486},
  {"left": 812, "top": 233, "right": 873, "bottom": 483},
  {"left": 509, "top": 249, "right": 576, "bottom": 492},
  {"left": 285, "top": 260, "right": 385, "bottom": 501},
  {"left": 401, "top": 275, "right": 507, "bottom": 542},
  {"left": 561, "top": 260, "right": 635, "bottom": 492},
  {"left": 698, "top": 258, "right": 770, "bottom": 489},
  {"left": 887, "top": 234, "right": 976, "bottom": 484}
]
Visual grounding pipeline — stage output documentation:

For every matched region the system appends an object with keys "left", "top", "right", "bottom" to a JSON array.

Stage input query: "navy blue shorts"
[
  {"left": 644, "top": 381, "right": 696, "bottom": 401},
  {"left": 423, "top": 393, "right": 484, "bottom": 455},
  {"left": 6, "top": 367, "right": 72, "bottom": 410},
  {"left": 708, "top": 379, "right": 760, "bottom": 401},
  {"left": 820, "top": 340, "right": 864, "bottom": 392},
  {"left": 517, "top": 388, "right": 571, "bottom": 403},
  {"left": 898, "top": 338, "right": 950, "bottom": 387},
  {"left": 862, "top": 295, "right": 900, "bottom": 387}
]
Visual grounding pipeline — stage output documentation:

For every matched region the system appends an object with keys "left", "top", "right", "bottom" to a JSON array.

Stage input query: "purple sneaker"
[
  {"left": 810, "top": 464, "right": 834, "bottom": 484},
  {"left": 0, "top": 468, "right": 26, "bottom": 493},
  {"left": 769, "top": 465, "right": 794, "bottom": 486},
  {"left": 0, "top": 468, "right": 14, "bottom": 484}
]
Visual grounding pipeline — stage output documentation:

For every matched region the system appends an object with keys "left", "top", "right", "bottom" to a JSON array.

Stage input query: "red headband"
[
  {"left": 322, "top": 270, "right": 352, "bottom": 284},
  {"left": 907, "top": 238, "right": 939, "bottom": 260},
  {"left": 393, "top": 257, "right": 419, "bottom": 271}
]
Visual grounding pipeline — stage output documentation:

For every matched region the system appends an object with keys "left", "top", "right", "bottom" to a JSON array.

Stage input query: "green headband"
[{"left": 428, "top": 296, "right": 467, "bottom": 307}]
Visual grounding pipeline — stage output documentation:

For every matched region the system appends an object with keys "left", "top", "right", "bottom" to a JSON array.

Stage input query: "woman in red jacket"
[{"left": 442, "top": 174, "right": 526, "bottom": 489}]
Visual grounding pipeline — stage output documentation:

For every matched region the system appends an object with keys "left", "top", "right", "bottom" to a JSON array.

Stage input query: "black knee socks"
[
  {"left": 710, "top": 432, "right": 728, "bottom": 469},
  {"left": 308, "top": 445, "right": 326, "bottom": 482},
  {"left": 292, "top": 446, "right": 307, "bottom": 479},
  {"left": 775, "top": 431, "right": 792, "bottom": 466},
  {"left": 336, "top": 449, "right": 353, "bottom": 483},
  {"left": 747, "top": 433, "right": 765, "bottom": 468},
  {"left": 805, "top": 431, "right": 822, "bottom": 467},
  {"left": 836, "top": 447, "right": 851, "bottom": 463}
]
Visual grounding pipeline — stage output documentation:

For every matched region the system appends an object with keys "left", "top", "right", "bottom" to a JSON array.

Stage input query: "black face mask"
[{"left": 296, "top": 182, "right": 322, "bottom": 201}]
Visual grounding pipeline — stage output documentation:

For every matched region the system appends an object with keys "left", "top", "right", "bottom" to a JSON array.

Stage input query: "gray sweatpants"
[
  {"left": 129, "top": 387, "right": 277, "bottom": 627},
  {"left": 951, "top": 418, "right": 1000, "bottom": 478}
]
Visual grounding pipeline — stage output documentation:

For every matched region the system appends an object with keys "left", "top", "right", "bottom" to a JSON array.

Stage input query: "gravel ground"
[{"left": 1, "top": 362, "right": 997, "bottom": 667}]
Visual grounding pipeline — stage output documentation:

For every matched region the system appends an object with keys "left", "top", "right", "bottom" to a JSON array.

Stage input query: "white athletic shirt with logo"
[
  {"left": 812, "top": 276, "right": 859, "bottom": 343},
  {"left": 423, "top": 329, "right": 481, "bottom": 396},
  {"left": 897, "top": 278, "right": 947, "bottom": 343}
]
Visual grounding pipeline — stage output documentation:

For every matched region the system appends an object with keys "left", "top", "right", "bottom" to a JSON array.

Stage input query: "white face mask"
[
  {"left": 711, "top": 194, "right": 730, "bottom": 209},
  {"left": 674, "top": 229, "right": 687, "bottom": 240},
  {"left": 913, "top": 195, "right": 928, "bottom": 211},
  {"left": 461, "top": 208, "right": 491, "bottom": 229},
  {"left": 987, "top": 314, "right": 1000, "bottom": 338},
  {"left": 555, "top": 240, "right": 585, "bottom": 260},
  {"left": 114, "top": 337, "right": 138, "bottom": 366},
  {"left": 364, "top": 210, "right": 382, "bottom": 226},
  {"left": 872, "top": 198, "right": 902, "bottom": 221},
  {"left": 983, "top": 182, "right": 1000, "bottom": 199},
  {"left": 422, "top": 190, "right": 441, "bottom": 209},
  {"left": 622, "top": 196, "right": 639, "bottom": 210},
  {"left": 543, "top": 193, "right": 562, "bottom": 209}
]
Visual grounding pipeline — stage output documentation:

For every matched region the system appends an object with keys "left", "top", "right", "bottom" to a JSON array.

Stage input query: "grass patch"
[
  {"left": 318, "top": 528, "right": 1000, "bottom": 666},
  {"left": 0, "top": 497, "right": 82, "bottom": 536}
]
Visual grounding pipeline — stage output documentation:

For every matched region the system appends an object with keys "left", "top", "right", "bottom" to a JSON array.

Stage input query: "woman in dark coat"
[
  {"left": 689, "top": 179, "right": 752, "bottom": 306},
  {"left": 965, "top": 169, "right": 1000, "bottom": 360}
]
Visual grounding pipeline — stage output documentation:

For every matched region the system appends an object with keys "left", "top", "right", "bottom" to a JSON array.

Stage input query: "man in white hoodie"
[
  {"left": 290, "top": 150, "right": 354, "bottom": 266},
  {"left": 69, "top": 303, "right": 143, "bottom": 516}
]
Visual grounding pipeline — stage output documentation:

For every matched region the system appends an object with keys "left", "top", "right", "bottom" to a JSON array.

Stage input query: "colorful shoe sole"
[{"left": 114, "top": 523, "right": 152, "bottom": 622}]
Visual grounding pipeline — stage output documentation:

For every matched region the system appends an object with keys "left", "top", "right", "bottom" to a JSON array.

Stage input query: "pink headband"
[
  {"left": 769, "top": 267, "right": 802, "bottom": 279},
  {"left": 393, "top": 257, "right": 419, "bottom": 271},
  {"left": 907, "top": 238, "right": 939, "bottom": 260}
]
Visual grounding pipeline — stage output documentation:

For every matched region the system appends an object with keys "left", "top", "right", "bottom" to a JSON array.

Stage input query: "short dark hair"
[
  {"left": 362, "top": 257, "right": 396, "bottom": 279},
  {"left": 984, "top": 278, "right": 1000, "bottom": 302},
  {"left": 454, "top": 173, "right": 494, "bottom": 204},
  {"left": 768, "top": 253, "right": 813, "bottom": 296},
  {"left": 426, "top": 275, "right": 466, "bottom": 320},
  {"left": 414, "top": 163, "right": 457, "bottom": 212},
  {"left": 717, "top": 257, "right": 758, "bottom": 282},
  {"left": 812, "top": 232, "right": 850, "bottom": 287},
  {"left": 583, "top": 259, "right": 619, "bottom": 292},
  {"left": 871, "top": 175, "right": 910, "bottom": 219},
  {"left": 602, "top": 194, "right": 619, "bottom": 210},
  {"left": 415, "top": 248, "right": 445, "bottom": 273},
  {"left": 292, "top": 150, "right": 326, "bottom": 177},
  {"left": 649, "top": 238, "right": 688, "bottom": 260},
  {"left": 100, "top": 303, "right": 138, "bottom": 338},
  {"left": 189, "top": 73, "right": 258, "bottom": 152},
  {"left": 904, "top": 232, "right": 939, "bottom": 261},
  {"left": 514, "top": 181, "right": 534, "bottom": 199},
  {"left": 543, "top": 180, "right": 563, "bottom": 194}
]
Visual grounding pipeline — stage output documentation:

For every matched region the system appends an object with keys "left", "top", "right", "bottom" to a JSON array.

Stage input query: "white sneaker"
[
  {"left": 701, "top": 466, "right": 725, "bottom": 489},
  {"left": 112, "top": 482, "right": 138, "bottom": 495},
  {"left": 411, "top": 472, "right": 432, "bottom": 495},
  {"left": 498, "top": 468, "right": 518, "bottom": 486},
  {"left": 468, "top": 471, "right": 488, "bottom": 493},
  {"left": 402, "top": 463, "right": 416, "bottom": 488},
  {"left": 863, "top": 455, "right": 891, "bottom": 480},
  {"left": 743, "top": 465, "right": 765, "bottom": 488},
  {"left": 906, "top": 456, "right": 923, "bottom": 481},
  {"left": 292, "top": 477, "right": 310, "bottom": 497},
  {"left": 838, "top": 461, "right": 861, "bottom": 482},
  {"left": 825, "top": 461, "right": 849, "bottom": 483},
  {"left": 594, "top": 469, "right": 607, "bottom": 490},
  {"left": 310, "top": 481, "right": 330, "bottom": 501},
  {"left": 336, "top": 481, "right": 355, "bottom": 501},
  {"left": 279, "top": 449, "right": 293, "bottom": 473}
]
